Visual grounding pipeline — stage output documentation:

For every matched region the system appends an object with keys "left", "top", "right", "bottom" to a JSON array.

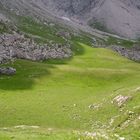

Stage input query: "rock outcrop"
[
  {"left": 112, "top": 95, "right": 132, "bottom": 107},
  {"left": 110, "top": 45, "right": 140, "bottom": 62},
  {"left": 0, "top": 33, "right": 72, "bottom": 64},
  {"left": 1, "top": 0, "right": 140, "bottom": 39},
  {"left": 0, "top": 67, "right": 16, "bottom": 75}
]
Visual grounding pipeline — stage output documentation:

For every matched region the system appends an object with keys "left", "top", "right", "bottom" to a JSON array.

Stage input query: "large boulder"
[{"left": 0, "top": 67, "right": 16, "bottom": 75}]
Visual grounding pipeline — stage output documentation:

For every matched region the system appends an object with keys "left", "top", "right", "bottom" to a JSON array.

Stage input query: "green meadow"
[{"left": 0, "top": 40, "right": 140, "bottom": 139}]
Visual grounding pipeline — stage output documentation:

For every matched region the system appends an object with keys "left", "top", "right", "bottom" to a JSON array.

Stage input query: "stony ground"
[{"left": 0, "top": 33, "right": 72, "bottom": 64}]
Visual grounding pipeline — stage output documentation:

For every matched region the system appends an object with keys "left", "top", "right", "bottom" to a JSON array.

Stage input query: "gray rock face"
[
  {"left": 0, "top": 33, "right": 72, "bottom": 64},
  {"left": 42, "top": 0, "right": 140, "bottom": 39},
  {"left": 0, "top": 67, "right": 16, "bottom": 75},
  {"left": 1, "top": 0, "right": 140, "bottom": 39}
]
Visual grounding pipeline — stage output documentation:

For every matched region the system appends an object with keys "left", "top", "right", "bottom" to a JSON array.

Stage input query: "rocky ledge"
[{"left": 0, "top": 33, "right": 72, "bottom": 64}]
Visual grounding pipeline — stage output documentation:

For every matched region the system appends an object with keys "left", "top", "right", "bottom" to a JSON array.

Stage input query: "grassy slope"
[
  {"left": 106, "top": 37, "right": 135, "bottom": 48},
  {"left": 16, "top": 17, "right": 66, "bottom": 44},
  {"left": 0, "top": 37, "right": 140, "bottom": 139}
]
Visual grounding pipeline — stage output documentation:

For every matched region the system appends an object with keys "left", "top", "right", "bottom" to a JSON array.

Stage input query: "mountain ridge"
[{"left": 1, "top": 0, "right": 140, "bottom": 39}]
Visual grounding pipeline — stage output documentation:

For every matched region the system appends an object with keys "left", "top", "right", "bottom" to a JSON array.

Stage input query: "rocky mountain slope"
[
  {"left": 39, "top": 0, "right": 140, "bottom": 39},
  {"left": 1, "top": 0, "right": 140, "bottom": 39},
  {"left": 0, "top": 0, "right": 140, "bottom": 63},
  {"left": 0, "top": 33, "right": 72, "bottom": 64}
]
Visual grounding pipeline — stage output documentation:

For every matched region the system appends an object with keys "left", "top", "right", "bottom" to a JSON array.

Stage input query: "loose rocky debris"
[
  {"left": 110, "top": 45, "right": 140, "bottom": 62},
  {"left": 14, "top": 125, "right": 40, "bottom": 129},
  {"left": 88, "top": 103, "right": 102, "bottom": 110},
  {"left": 78, "top": 130, "right": 112, "bottom": 140},
  {"left": 112, "top": 95, "right": 132, "bottom": 107},
  {"left": 74, "top": 130, "right": 126, "bottom": 140},
  {"left": 71, "top": 114, "right": 81, "bottom": 120},
  {"left": 0, "top": 67, "right": 16, "bottom": 75},
  {"left": 114, "top": 110, "right": 136, "bottom": 129},
  {"left": 0, "top": 33, "right": 72, "bottom": 64},
  {"left": 121, "top": 112, "right": 134, "bottom": 128}
]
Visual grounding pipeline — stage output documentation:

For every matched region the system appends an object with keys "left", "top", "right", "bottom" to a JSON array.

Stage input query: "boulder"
[
  {"left": 0, "top": 67, "right": 16, "bottom": 75},
  {"left": 112, "top": 95, "right": 132, "bottom": 107}
]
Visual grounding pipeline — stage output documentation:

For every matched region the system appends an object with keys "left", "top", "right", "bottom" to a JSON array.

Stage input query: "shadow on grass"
[
  {"left": 0, "top": 42, "right": 86, "bottom": 91},
  {"left": 44, "top": 57, "right": 72, "bottom": 65},
  {"left": 0, "top": 59, "right": 55, "bottom": 90},
  {"left": 71, "top": 41, "right": 85, "bottom": 56}
]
